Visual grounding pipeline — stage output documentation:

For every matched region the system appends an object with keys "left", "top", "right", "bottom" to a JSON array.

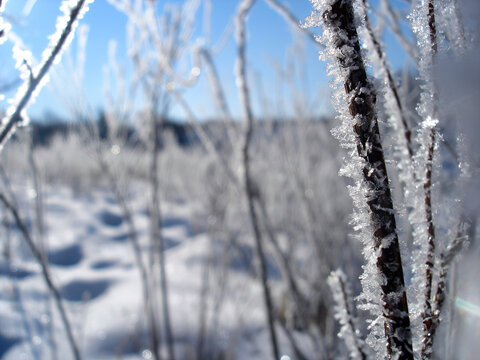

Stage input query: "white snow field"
[{"left": 0, "top": 181, "right": 306, "bottom": 360}]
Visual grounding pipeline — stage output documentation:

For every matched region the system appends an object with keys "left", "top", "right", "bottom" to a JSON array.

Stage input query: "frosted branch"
[
  {"left": 358, "top": 0, "right": 414, "bottom": 162},
  {"left": 236, "top": 1, "right": 281, "bottom": 359},
  {"left": 198, "top": 47, "right": 239, "bottom": 147},
  {"left": 309, "top": 0, "right": 413, "bottom": 358},
  {"left": 328, "top": 269, "right": 367, "bottom": 360},
  {"left": 0, "top": 0, "right": 94, "bottom": 150}
]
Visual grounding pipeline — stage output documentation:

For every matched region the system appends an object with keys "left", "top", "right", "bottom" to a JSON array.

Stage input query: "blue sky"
[{"left": 1, "top": 0, "right": 409, "bottom": 122}]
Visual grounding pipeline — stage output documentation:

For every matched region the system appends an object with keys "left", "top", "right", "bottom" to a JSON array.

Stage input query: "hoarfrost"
[
  {"left": 307, "top": 1, "right": 412, "bottom": 358},
  {"left": 0, "top": 0, "right": 95, "bottom": 149},
  {"left": 328, "top": 269, "right": 368, "bottom": 360}
]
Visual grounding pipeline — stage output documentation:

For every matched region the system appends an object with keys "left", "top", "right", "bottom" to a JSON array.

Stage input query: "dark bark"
[
  {"left": 421, "top": 2, "right": 438, "bottom": 357},
  {"left": 322, "top": 1, "right": 413, "bottom": 358}
]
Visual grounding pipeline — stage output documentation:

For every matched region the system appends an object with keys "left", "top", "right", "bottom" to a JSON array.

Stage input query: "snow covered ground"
[{"left": 0, "top": 182, "right": 297, "bottom": 360}]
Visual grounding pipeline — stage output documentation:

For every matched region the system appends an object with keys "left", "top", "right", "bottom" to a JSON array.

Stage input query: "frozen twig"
[
  {"left": 198, "top": 47, "right": 239, "bottom": 148},
  {"left": 420, "top": 124, "right": 437, "bottom": 358},
  {"left": 172, "top": 90, "right": 241, "bottom": 190},
  {"left": 359, "top": 0, "right": 414, "bottom": 162},
  {"left": 27, "top": 130, "right": 59, "bottom": 360},
  {"left": 97, "top": 152, "right": 162, "bottom": 360},
  {"left": 328, "top": 269, "right": 367, "bottom": 360},
  {"left": 419, "top": 1, "right": 438, "bottom": 356},
  {"left": 0, "top": 0, "right": 94, "bottom": 150},
  {"left": 255, "top": 199, "right": 309, "bottom": 323},
  {"left": 379, "top": 0, "right": 418, "bottom": 64},
  {"left": 430, "top": 217, "right": 469, "bottom": 345},
  {"left": 315, "top": 0, "right": 413, "bottom": 358},
  {"left": 149, "top": 108, "right": 176, "bottom": 360},
  {"left": 236, "top": 0, "right": 280, "bottom": 359},
  {"left": 174, "top": 88, "right": 314, "bottom": 347}
]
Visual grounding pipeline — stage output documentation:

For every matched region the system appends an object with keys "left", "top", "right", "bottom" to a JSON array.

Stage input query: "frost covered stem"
[
  {"left": 322, "top": 1, "right": 412, "bottom": 358},
  {"left": 150, "top": 112, "right": 175, "bottom": 360},
  {"left": 427, "top": 0, "right": 437, "bottom": 54},
  {"left": 421, "top": 125, "right": 436, "bottom": 356},
  {"left": 236, "top": 1, "right": 280, "bottom": 359},
  {"left": 256, "top": 199, "right": 309, "bottom": 322},
  {"left": 421, "top": 1, "right": 438, "bottom": 356},
  {"left": 98, "top": 155, "right": 161, "bottom": 360},
  {"left": 360, "top": 0, "right": 414, "bottom": 161},
  {"left": 0, "top": 0, "right": 90, "bottom": 148},
  {"left": 431, "top": 217, "right": 468, "bottom": 344},
  {"left": 328, "top": 270, "right": 367, "bottom": 360},
  {"left": 0, "top": 193, "right": 82, "bottom": 360},
  {"left": 198, "top": 48, "right": 238, "bottom": 148}
]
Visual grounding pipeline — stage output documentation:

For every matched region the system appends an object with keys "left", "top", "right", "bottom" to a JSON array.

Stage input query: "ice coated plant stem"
[
  {"left": 420, "top": 125, "right": 436, "bottom": 354},
  {"left": 328, "top": 269, "right": 367, "bottom": 360},
  {"left": 236, "top": 1, "right": 280, "bottom": 359},
  {"left": 430, "top": 217, "right": 469, "bottom": 345},
  {"left": 198, "top": 47, "right": 239, "bottom": 149},
  {"left": 98, "top": 154, "right": 161, "bottom": 360},
  {"left": 420, "top": 1, "right": 438, "bottom": 356},
  {"left": 321, "top": 1, "right": 412, "bottom": 358},
  {"left": 359, "top": 0, "right": 414, "bottom": 161},
  {"left": 150, "top": 113, "right": 175, "bottom": 360},
  {"left": 0, "top": 193, "right": 82, "bottom": 360},
  {"left": 28, "top": 132, "right": 59, "bottom": 360},
  {"left": 0, "top": 0, "right": 92, "bottom": 150}
]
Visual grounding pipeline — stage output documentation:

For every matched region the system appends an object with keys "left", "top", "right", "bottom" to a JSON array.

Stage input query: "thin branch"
[
  {"left": 263, "top": 0, "right": 323, "bottom": 48},
  {"left": 328, "top": 269, "right": 367, "bottom": 360},
  {"left": 198, "top": 47, "right": 239, "bottom": 148},
  {"left": 426, "top": 215, "right": 470, "bottom": 360},
  {"left": 150, "top": 111, "right": 176, "bottom": 360},
  {"left": 360, "top": 0, "right": 414, "bottom": 161},
  {"left": 171, "top": 90, "right": 240, "bottom": 189},
  {"left": 236, "top": 1, "right": 280, "bottom": 359},
  {"left": 432, "top": 217, "right": 469, "bottom": 323},
  {"left": 278, "top": 320, "right": 309, "bottom": 360},
  {"left": 0, "top": 193, "right": 81, "bottom": 360},
  {"left": 97, "top": 152, "right": 162, "bottom": 360},
  {"left": 420, "top": 1, "right": 438, "bottom": 356},
  {"left": 0, "top": 0, "right": 92, "bottom": 149},
  {"left": 379, "top": 0, "right": 418, "bottom": 64},
  {"left": 255, "top": 199, "right": 310, "bottom": 319}
]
